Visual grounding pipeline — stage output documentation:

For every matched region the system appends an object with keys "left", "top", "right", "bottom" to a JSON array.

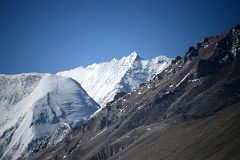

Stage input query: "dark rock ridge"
[{"left": 30, "top": 24, "right": 240, "bottom": 160}]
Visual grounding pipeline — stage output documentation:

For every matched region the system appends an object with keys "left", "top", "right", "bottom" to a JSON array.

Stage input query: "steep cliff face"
[{"left": 30, "top": 24, "right": 240, "bottom": 160}]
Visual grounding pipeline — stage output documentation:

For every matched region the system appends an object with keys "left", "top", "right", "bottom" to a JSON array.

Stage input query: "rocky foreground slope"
[{"left": 31, "top": 24, "right": 240, "bottom": 160}]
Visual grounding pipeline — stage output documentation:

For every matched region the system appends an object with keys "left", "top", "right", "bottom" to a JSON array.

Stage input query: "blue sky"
[{"left": 1, "top": 0, "right": 240, "bottom": 74}]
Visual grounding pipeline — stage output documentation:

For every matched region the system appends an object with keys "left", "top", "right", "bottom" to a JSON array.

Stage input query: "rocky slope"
[
  {"left": 57, "top": 52, "right": 172, "bottom": 107},
  {"left": 30, "top": 24, "right": 240, "bottom": 160}
]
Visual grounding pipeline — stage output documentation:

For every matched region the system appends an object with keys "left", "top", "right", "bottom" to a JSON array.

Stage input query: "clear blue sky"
[{"left": 1, "top": 0, "right": 240, "bottom": 74}]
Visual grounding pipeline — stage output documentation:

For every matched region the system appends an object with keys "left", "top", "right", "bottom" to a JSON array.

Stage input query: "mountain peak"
[
  {"left": 57, "top": 53, "right": 171, "bottom": 106},
  {"left": 124, "top": 51, "right": 141, "bottom": 63},
  {"left": 129, "top": 51, "right": 138, "bottom": 57}
]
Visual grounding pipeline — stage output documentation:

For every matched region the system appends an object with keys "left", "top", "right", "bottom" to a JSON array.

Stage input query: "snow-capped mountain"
[
  {"left": 0, "top": 74, "right": 99, "bottom": 160},
  {"left": 57, "top": 52, "right": 172, "bottom": 106},
  {"left": 31, "top": 24, "right": 240, "bottom": 160},
  {"left": 0, "top": 52, "right": 171, "bottom": 159}
]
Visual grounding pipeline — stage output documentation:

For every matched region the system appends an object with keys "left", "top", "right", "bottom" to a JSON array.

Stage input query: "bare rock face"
[{"left": 30, "top": 24, "right": 240, "bottom": 160}]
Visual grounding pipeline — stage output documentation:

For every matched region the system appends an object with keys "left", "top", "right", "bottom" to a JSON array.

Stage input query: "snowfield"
[{"left": 0, "top": 74, "right": 99, "bottom": 160}]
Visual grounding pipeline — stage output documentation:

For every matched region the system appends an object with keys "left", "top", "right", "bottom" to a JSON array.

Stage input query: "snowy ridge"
[
  {"left": 57, "top": 52, "right": 172, "bottom": 106},
  {"left": 0, "top": 75, "right": 99, "bottom": 160}
]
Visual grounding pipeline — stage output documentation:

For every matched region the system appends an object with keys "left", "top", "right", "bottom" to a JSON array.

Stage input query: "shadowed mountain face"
[{"left": 30, "top": 24, "right": 240, "bottom": 160}]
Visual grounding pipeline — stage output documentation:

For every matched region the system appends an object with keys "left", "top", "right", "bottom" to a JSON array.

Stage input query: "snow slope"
[
  {"left": 0, "top": 74, "right": 99, "bottom": 160},
  {"left": 0, "top": 73, "right": 45, "bottom": 107},
  {"left": 57, "top": 52, "right": 172, "bottom": 106}
]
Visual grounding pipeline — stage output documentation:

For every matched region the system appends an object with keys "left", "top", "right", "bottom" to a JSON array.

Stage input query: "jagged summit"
[
  {"left": 130, "top": 51, "right": 138, "bottom": 56},
  {"left": 57, "top": 52, "right": 172, "bottom": 106},
  {"left": 127, "top": 51, "right": 140, "bottom": 60}
]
